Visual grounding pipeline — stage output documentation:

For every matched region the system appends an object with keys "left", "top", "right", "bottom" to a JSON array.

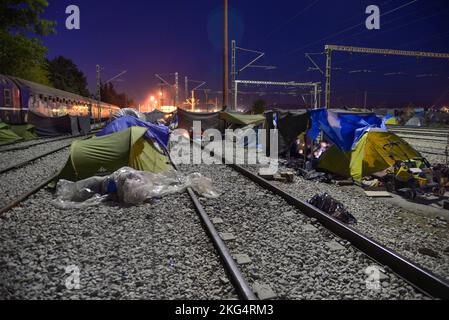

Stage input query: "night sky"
[{"left": 40, "top": 0, "right": 449, "bottom": 109}]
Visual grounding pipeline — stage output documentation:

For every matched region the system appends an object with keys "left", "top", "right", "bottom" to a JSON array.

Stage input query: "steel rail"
[
  {"left": 0, "top": 130, "right": 100, "bottom": 153},
  {"left": 0, "top": 173, "right": 59, "bottom": 217},
  {"left": 170, "top": 157, "right": 257, "bottom": 300},
  {"left": 0, "top": 135, "right": 79, "bottom": 153},
  {"left": 228, "top": 163, "right": 449, "bottom": 299},
  {"left": 0, "top": 134, "right": 96, "bottom": 175},
  {"left": 0, "top": 144, "right": 72, "bottom": 175},
  {"left": 186, "top": 187, "right": 257, "bottom": 300},
  {"left": 394, "top": 135, "right": 447, "bottom": 143}
]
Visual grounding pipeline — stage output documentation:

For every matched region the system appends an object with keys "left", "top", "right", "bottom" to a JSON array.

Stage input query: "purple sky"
[{"left": 40, "top": 0, "right": 449, "bottom": 109}]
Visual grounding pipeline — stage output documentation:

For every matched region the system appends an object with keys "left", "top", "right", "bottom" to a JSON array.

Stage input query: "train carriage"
[
  {"left": 0, "top": 74, "right": 121, "bottom": 125},
  {"left": 0, "top": 75, "right": 22, "bottom": 124}
]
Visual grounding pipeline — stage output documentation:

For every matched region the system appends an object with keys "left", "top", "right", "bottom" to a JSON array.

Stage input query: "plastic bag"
[
  {"left": 52, "top": 167, "right": 219, "bottom": 209},
  {"left": 308, "top": 193, "right": 357, "bottom": 224}
]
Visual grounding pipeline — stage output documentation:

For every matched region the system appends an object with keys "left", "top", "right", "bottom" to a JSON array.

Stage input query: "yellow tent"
[
  {"left": 318, "top": 130, "right": 422, "bottom": 181},
  {"left": 385, "top": 117, "right": 399, "bottom": 125}
]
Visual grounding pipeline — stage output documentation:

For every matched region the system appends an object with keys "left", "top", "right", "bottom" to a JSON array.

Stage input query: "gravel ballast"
[
  {"left": 246, "top": 162, "right": 449, "bottom": 281},
  {"left": 0, "top": 149, "right": 70, "bottom": 208},
  {"left": 0, "top": 190, "right": 236, "bottom": 299},
  {"left": 0, "top": 139, "right": 77, "bottom": 171},
  {"left": 0, "top": 135, "right": 73, "bottom": 153},
  {"left": 177, "top": 162, "right": 427, "bottom": 300}
]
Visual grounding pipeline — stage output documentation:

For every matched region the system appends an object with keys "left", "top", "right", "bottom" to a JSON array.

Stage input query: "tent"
[
  {"left": 318, "top": 129, "right": 422, "bottom": 181},
  {"left": 144, "top": 110, "right": 173, "bottom": 124},
  {"left": 10, "top": 124, "right": 38, "bottom": 140},
  {"left": 0, "top": 122, "right": 23, "bottom": 145},
  {"left": 57, "top": 126, "right": 171, "bottom": 182},
  {"left": 405, "top": 116, "right": 424, "bottom": 127},
  {"left": 265, "top": 110, "right": 310, "bottom": 154},
  {"left": 112, "top": 108, "right": 146, "bottom": 121},
  {"left": 308, "top": 109, "right": 385, "bottom": 151},
  {"left": 219, "top": 112, "right": 265, "bottom": 127},
  {"left": 384, "top": 115, "right": 399, "bottom": 125},
  {"left": 97, "top": 116, "right": 170, "bottom": 150},
  {"left": 175, "top": 108, "right": 224, "bottom": 133}
]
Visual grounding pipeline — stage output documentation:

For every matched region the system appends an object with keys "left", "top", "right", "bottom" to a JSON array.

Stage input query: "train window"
[{"left": 4, "top": 89, "right": 12, "bottom": 106}]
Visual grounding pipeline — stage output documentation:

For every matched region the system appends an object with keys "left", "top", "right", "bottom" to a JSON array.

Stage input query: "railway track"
[
  {"left": 2, "top": 138, "right": 449, "bottom": 299},
  {"left": 0, "top": 148, "right": 255, "bottom": 300},
  {"left": 0, "top": 129, "right": 101, "bottom": 153},
  {"left": 192, "top": 141, "right": 449, "bottom": 299},
  {"left": 390, "top": 128, "right": 449, "bottom": 139},
  {"left": 0, "top": 135, "right": 94, "bottom": 175}
]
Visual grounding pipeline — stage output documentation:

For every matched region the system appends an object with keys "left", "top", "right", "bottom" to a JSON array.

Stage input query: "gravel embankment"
[
  {"left": 0, "top": 149, "right": 70, "bottom": 208},
  {"left": 0, "top": 190, "right": 235, "bottom": 299},
  {"left": 244, "top": 163, "right": 449, "bottom": 281},
  {"left": 177, "top": 162, "right": 427, "bottom": 300},
  {"left": 0, "top": 139, "right": 77, "bottom": 171}
]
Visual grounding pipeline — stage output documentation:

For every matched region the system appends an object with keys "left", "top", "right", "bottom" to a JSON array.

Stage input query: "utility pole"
[
  {"left": 175, "top": 72, "right": 179, "bottom": 107},
  {"left": 364, "top": 91, "right": 367, "bottom": 111},
  {"left": 96, "top": 64, "right": 101, "bottom": 123},
  {"left": 324, "top": 44, "right": 449, "bottom": 111},
  {"left": 185, "top": 76, "right": 189, "bottom": 103},
  {"left": 223, "top": 0, "right": 229, "bottom": 108},
  {"left": 231, "top": 40, "right": 236, "bottom": 110},
  {"left": 325, "top": 48, "right": 332, "bottom": 109}
]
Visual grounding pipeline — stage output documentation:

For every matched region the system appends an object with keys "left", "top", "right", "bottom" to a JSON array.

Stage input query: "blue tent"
[
  {"left": 97, "top": 116, "right": 170, "bottom": 149},
  {"left": 308, "top": 109, "right": 385, "bottom": 151}
]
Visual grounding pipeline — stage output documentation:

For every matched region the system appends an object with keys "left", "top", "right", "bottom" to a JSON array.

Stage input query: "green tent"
[
  {"left": 219, "top": 112, "right": 266, "bottom": 126},
  {"left": 0, "top": 122, "right": 23, "bottom": 145},
  {"left": 10, "top": 124, "right": 39, "bottom": 140},
  {"left": 57, "top": 126, "right": 171, "bottom": 182}
]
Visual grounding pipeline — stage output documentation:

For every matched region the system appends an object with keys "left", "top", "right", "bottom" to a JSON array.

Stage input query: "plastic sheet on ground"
[{"left": 52, "top": 167, "right": 219, "bottom": 209}]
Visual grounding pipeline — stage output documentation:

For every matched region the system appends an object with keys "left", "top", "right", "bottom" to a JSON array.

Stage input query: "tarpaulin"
[
  {"left": 96, "top": 116, "right": 170, "bottom": 149},
  {"left": 219, "top": 112, "right": 266, "bottom": 127},
  {"left": 144, "top": 110, "right": 173, "bottom": 123},
  {"left": 266, "top": 110, "right": 309, "bottom": 154},
  {"left": 77, "top": 116, "right": 91, "bottom": 135},
  {"left": 175, "top": 108, "right": 224, "bottom": 133},
  {"left": 27, "top": 111, "right": 78, "bottom": 137},
  {"left": 308, "top": 109, "right": 385, "bottom": 151},
  {"left": 10, "top": 124, "right": 38, "bottom": 140},
  {"left": 0, "top": 122, "right": 23, "bottom": 145}
]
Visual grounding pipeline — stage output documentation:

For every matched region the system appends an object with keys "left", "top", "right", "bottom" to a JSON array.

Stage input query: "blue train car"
[{"left": 0, "top": 75, "right": 23, "bottom": 123}]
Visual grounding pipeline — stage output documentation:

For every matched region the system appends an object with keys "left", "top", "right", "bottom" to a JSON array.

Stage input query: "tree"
[
  {"left": 48, "top": 56, "right": 90, "bottom": 96},
  {"left": 252, "top": 99, "right": 266, "bottom": 114},
  {"left": 100, "top": 82, "right": 134, "bottom": 108},
  {"left": 0, "top": 0, "right": 56, "bottom": 84}
]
